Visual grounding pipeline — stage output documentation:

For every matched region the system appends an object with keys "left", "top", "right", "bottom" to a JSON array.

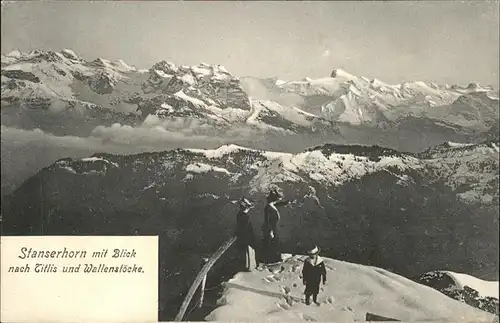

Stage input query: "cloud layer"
[{"left": 1, "top": 118, "right": 341, "bottom": 195}]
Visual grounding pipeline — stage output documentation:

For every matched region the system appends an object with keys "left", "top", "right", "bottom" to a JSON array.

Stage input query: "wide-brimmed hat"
[
  {"left": 239, "top": 197, "right": 254, "bottom": 208},
  {"left": 307, "top": 246, "right": 321, "bottom": 256},
  {"left": 267, "top": 189, "right": 283, "bottom": 201}
]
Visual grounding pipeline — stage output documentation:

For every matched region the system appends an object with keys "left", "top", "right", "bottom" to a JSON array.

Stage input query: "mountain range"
[
  {"left": 1, "top": 48, "right": 499, "bottom": 320},
  {"left": 1, "top": 49, "right": 498, "bottom": 146}
]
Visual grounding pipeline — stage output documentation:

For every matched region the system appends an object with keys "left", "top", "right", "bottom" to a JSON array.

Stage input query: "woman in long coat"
[
  {"left": 302, "top": 246, "right": 327, "bottom": 305},
  {"left": 235, "top": 197, "right": 257, "bottom": 271},
  {"left": 261, "top": 189, "right": 289, "bottom": 264}
]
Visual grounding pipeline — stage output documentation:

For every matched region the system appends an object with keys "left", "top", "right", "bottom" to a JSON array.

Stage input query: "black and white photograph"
[{"left": 1, "top": 1, "right": 499, "bottom": 322}]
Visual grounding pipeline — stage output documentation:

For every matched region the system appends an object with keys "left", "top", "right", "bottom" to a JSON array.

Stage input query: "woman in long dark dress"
[
  {"left": 261, "top": 189, "right": 289, "bottom": 264},
  {"left": 235, "top": 197, "right": 257, "bottom": 271}
]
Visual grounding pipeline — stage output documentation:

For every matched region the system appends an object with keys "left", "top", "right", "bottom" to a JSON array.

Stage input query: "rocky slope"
[
  {"left": 416, "top": 270, "right": 499, "bottom": 315},
  {"left": 1, "top": 140, "right": 498, "bottom": 320},
  {"left": 206, "top": 255, "right": 497, "bottom": 322}
]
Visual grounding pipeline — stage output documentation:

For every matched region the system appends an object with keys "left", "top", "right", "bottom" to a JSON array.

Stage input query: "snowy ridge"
[
  {"left": 149, "top": 140, "right": 498, "bottom": 204},
  {"left": 249, "top": 148, "right": 419, "bottom": 193},
  {"left": 245, "top": 99, "right": 336, "bottom": 133},
  {"left": 55, "top": 156, "right": 120, "bottom": 175},
  {"left": 417, "top": 271, "right": 499, "bottom": 315},
  {"left": 80, "top": 157, "right": 120, "bottom": 168},
  {"left": 244, "top": 69, "right": 498, "bottom": 129},
  {"left": 4, "top": 49, "right": 336, "bottom": 137},
  {"left": 444, "top": 271, "right": 499, "bottom": 299},
  {"left": 207, "top": 256, "right": 496, "bottom": 322},
  {"left": 1, "top": 48, "right": 249, "bottom": 113},
  {"left": 187, "top": 144, "right": 251, "bottom": 159},
  {"left": 417, "top": 140, "right": 499, "bottom": 203}
]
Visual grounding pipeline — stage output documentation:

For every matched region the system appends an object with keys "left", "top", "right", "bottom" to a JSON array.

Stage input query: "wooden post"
[
  {"left": 198, "top": 258, "right": 208, "bottom": 308},
  {"left": 174, "top": 236, "right": 237, "bottom": 322}
]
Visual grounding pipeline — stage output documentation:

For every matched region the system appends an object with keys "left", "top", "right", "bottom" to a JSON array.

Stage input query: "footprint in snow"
[
  {"left": 216, "top": 296, "right": 227, "bottom": 306},
  {"left": 301, "top": 313, "right": 317, "bottom": 322},
  {"left": 269, "top": 267, "right": 284, "bottom": 275},
  {"left": 324, "top": 296, "right": 335, "bottom": 304},
  {"left": 341, "top": 305, "right": 353, "bottom": 312},
  {"left": 266, "top": 275, "right": 278, "bottom": 282},
  {"left": 276, "top": 301, "right": 291, "bottom": 311}
]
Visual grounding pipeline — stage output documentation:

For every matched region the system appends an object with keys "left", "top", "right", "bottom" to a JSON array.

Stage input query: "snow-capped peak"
[
  {"left": 330, "top": 68, "right": 357, "bottom": 80},
  {"left": 5, "top": 49, "right": 22, "bottom": 58},
  {"left": 60, "top": 49, "right": 80, "bottom": 60},
  {"left": 112, "top": 59, "right": 136, "bottom": 72}
]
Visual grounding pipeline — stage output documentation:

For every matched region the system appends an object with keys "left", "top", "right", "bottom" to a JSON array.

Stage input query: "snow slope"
[
  {"left": 417, "top": 271, "right": 499, "bottom": 315},
  {"left": 207, "top": 255, "right": 496, "bottom": 322}
]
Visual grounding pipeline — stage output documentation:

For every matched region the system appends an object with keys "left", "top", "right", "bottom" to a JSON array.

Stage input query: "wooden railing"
[{"left": 174, "top": 235, "right": 237, "bottom": 322}]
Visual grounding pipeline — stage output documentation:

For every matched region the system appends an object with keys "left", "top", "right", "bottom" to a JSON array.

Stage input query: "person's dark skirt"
[{"left": 261, "top": 233, "right": 281, "bottom": 264}]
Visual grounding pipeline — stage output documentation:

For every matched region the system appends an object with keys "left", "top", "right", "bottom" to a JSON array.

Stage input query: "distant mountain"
[
  {"left": 242, "top": 68, "right": 499, "bottom": 130},
  {"left": 2, "top": 140, "right": 498, "bottom": 319},
  {"left": 1, "top": 49, "right": 497, "bottom": 153},
  {"left": 0, "top": 49, "right": 338, "bottom": 138}
]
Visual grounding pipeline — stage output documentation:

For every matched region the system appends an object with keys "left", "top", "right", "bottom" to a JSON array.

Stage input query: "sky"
[{"left": 1, "top": 1, "right": 499, "bottom": 87}]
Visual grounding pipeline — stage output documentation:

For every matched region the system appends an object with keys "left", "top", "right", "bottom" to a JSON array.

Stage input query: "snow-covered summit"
[
  {"left": 60, "top": 48, "right": 80, "bottom": 60},
  {"left": 207, "top": 255, "right": 497, "bottom": 322},
  {"left": 242, "top": 69, "right": 498, "bottom": 130},
  {"left": 330, "top": 68, "right": 357, "bottom": 80}
]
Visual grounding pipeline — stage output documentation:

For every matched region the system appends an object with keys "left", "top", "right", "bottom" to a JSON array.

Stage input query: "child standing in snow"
[
  {"left": 235, "top": 197, "right": 257, "bottom": 271},
  {"left": 302, "top": 246, "right": 327, "bottom": 305}
]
